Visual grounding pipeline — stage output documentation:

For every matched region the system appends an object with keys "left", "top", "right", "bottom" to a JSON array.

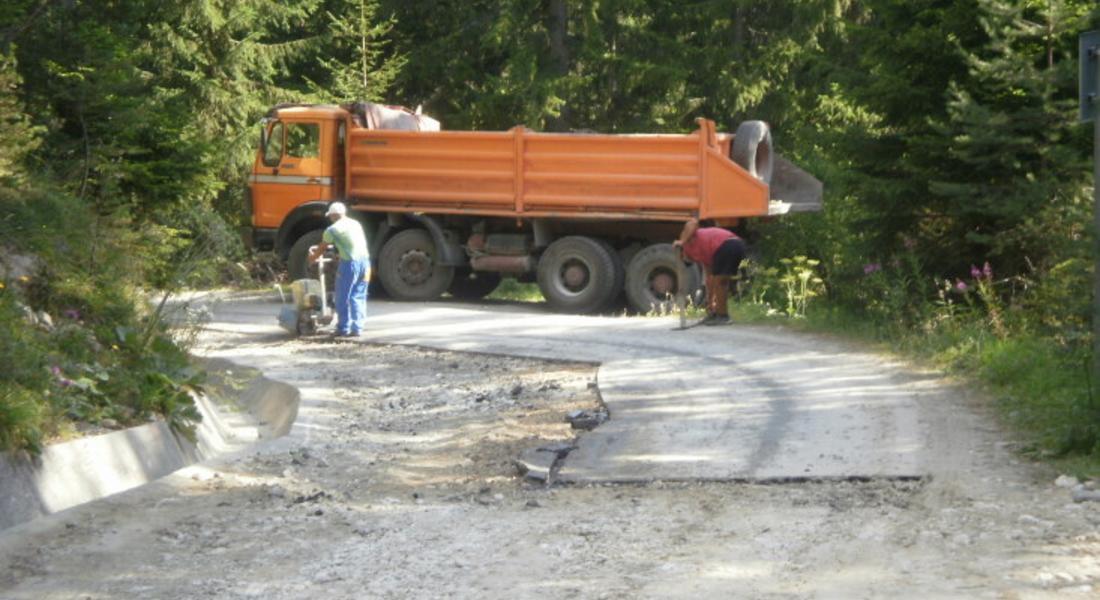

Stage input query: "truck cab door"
[{"left": 251, "top": 119, "right": 331, "bottom": 229}]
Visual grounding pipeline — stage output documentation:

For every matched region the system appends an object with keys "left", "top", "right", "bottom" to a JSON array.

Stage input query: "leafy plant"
[{"left": 777, "top": 256, "right": 825, "bottom": 318}]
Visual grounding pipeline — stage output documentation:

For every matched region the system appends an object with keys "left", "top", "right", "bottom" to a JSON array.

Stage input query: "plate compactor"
[{"left": 277, "top": 249, "right": 334, "bottom": 336}]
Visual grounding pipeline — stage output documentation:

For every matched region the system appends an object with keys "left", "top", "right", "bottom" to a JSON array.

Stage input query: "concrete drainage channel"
[{"left": 0, "top": 357, "right": 299, "bottom": 532}]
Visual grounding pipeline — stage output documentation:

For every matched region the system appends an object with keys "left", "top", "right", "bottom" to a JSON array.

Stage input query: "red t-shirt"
[{"left": 682, "top": 227, "right": 736, "bottom": 267}]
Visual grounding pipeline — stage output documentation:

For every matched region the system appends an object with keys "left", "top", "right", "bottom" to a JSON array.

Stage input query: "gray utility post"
[{"left": 1081, "top": 31, "right": 1100, "bottom": 377}]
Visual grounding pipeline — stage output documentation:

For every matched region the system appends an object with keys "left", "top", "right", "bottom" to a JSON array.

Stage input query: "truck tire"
[
  {"left": 287, "top": 230, "right": 337, "bottom": 292},
  {"left": 625, "top": 243, "right": 703, "bottom": 313},
  {"left": 378, "top": 228, "right": 455, "bottom": 301},
  {"left": 732, "top": 120, "right": 774, "bottom": 184},
  {"left": 448, "top": 269, "right": 502, "bottom": 300},
  {"left": 537, "top": 236, "right": 623, "bottom": 314}
]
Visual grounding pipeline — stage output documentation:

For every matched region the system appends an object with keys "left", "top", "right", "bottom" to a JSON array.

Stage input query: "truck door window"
[
  {"left": 263, "top": 121, "right": 285, "bottom": 167},
  {"left": 286, "top": 123, "right": 320, "bottom": 158}
]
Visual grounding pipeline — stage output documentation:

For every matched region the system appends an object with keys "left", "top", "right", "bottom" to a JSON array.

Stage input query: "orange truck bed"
[
  {"left": 346, "top": 119, "right": 774, "bottom": 222},
  {"left": 248, "top": 102, "right": 821, "bottom": 314}
]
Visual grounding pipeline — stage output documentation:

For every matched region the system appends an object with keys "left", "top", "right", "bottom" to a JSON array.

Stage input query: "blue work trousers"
[{"left": 334, "top": 258, "right": 369, "bottom": 334}]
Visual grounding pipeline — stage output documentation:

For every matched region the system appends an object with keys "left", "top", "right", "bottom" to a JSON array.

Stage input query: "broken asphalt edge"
[
  {"left": 0, "top": 356, "right": 300, "bottom": 532},
  {"left": 515, "top": 370, "right": 611, "bottom": 485}
]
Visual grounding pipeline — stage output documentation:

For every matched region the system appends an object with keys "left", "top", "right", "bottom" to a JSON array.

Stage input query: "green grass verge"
[{"left": 487, "top": 278, "right": 544, "bottom": 303}]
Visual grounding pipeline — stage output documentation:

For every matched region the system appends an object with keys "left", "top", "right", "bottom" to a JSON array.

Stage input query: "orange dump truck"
[{"left": 246, "top": 102, "right": 822, "bottom": 313}]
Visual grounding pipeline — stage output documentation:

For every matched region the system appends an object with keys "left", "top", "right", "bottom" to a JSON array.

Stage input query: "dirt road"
[{"left": 1, "top": 299, "right": 1098, "bottom": 598}]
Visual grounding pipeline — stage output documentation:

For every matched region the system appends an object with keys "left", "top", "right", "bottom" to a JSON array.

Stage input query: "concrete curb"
[{"left": 0, "top": 358, "right": 300, "bottom": 532}]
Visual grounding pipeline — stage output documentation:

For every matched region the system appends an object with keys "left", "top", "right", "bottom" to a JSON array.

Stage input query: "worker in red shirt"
[{"left": 672, "top": 218, "right": 746, "bottom": 325}]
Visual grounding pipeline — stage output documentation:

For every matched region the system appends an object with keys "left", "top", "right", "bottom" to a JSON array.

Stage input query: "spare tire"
[{"left": 731, "top": 120, "right": 774, "bottom": 184}]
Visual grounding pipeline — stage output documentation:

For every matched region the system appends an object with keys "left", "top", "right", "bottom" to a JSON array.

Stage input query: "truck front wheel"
[
  {"left": 537, "top": 236, "right": 623, "bottom": 314},
  {"left": 378, "top": 228, "right": 455, "bottom": 301},
  {"left": 287, "top": 229, "right": 338, "bottom": 290},
  {"left": 624, "top": 243, "right": 702, "bottom": 314}
]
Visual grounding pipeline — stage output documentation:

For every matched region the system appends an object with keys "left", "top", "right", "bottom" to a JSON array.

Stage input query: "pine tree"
[
  {"left": 307, "top": 0, "right": 405, "bottom": 103},
  {"left": 0, "top": 50, "right": 40, "bottom": 185},
  {"left": 921, "top": 0, "right": 1091, "bottom": 276}
]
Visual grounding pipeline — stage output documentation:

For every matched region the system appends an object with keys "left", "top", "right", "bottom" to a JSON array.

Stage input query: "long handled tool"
[{"left": 671, "top": 251, "right": 705, "bottom": 331}]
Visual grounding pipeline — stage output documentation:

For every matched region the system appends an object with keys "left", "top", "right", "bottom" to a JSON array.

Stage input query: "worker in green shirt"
[{"left": 308, "top": 202, "right": 371, "bottom": 336}]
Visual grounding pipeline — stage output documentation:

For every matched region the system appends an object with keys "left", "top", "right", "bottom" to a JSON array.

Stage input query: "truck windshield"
[{"left": 263, "top": 121, "right": 284, "bottom": 167}]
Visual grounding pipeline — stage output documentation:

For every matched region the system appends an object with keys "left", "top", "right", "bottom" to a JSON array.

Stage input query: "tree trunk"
[{"left": 547, "top": 0, "right": 570, "bottom": 131}]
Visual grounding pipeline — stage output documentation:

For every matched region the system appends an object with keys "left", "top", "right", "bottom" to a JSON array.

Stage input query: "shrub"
[{"left": 0, "top": 189, "right": 203, "bottom": 454}]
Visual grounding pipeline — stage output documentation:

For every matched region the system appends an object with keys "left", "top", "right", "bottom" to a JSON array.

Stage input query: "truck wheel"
[
  {"left": 732, "top": 120, "right": 774, "bottom": 184},
  {"left": 287, "top": 230, "right": 337, "bottom": 291},
  {"left": 448, "top": 269, "right": 502, "bottom": 300},
  {"left": 378, "top": 228, "right": 455, "bottom": 301},
  {"left": 625, "top": 243, "right": 703, "bottom": 314},
  {"left": 537, "top": 236, "right": 623, "bottom": 314}
]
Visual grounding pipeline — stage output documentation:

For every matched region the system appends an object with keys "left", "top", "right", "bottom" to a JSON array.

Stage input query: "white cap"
[{"left": 325, "top": 201, "right": 347, "bottom": 217}]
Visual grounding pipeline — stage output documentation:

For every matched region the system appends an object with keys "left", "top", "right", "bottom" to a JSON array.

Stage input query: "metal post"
[
  {"left": 1084, "top": 33, "right": 1100, "bottom": 378},
  {"left": 1093, "top": 46, "right": 1100, "bottom": 379}
]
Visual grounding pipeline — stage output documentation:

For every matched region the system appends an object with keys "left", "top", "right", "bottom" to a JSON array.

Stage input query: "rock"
[
  {"left": 0, "top": 253, "right": 40, "bottom": 281},
  {"left": 1072, "top": 488, "right": 1100, "bottom": 503},
  {"left": 17, "top": 302, "right": 37, "bottom": 326},
  {"left": 1055, "top": 475, "right": 1080, "bottom": 488},
  {"left": 526, "top": 499, "right": 541, "bottom": 508},
  {"left": 268, "top": 485, "right": 287, "bottom": 499},
  {"left": 515, "top": 442, "right": 575, "bottom": 483},
  {"left": 566, "top": 409, "right": 608, "bottom": 431},
  {"left": 510, "top": 384, "right": 524, "bottom": 397},
  {"left": 515, "top": 449, "right": 555, "bottom": 482},
  {"left": 100, "top": 418, "right": 119, "bottom": 429},
  {"left": 36, "top": 310, "right": 54, "bottom": 330}
]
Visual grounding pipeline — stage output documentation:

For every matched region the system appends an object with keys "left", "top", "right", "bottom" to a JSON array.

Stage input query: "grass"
[{"left": 487, "top": 278, "right": 544, "bottom": 303}]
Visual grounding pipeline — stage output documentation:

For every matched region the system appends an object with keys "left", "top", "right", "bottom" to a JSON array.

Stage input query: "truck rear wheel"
[
  {"left": 378, "top": 228, "right": 455, "bottom": 301},
  {"left": 625, "top": 243, "right": 703, "bottom": 313},
  {"left": 537, "top": 236, "right": 623, "bottom": 314},
  {"left": 448, "top": 269, "right": 502, "bottom": 300},
  {"left": 732, "top": 120, "right": 774, "bottom": 184}
]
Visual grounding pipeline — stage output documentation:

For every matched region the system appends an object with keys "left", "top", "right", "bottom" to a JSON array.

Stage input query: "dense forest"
[{"left": 1, "top": 1, "right": 1099, "bottom": 467}]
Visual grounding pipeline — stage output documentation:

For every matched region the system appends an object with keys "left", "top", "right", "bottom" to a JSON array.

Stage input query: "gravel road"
[{"left": 1, "top": 307, "right": 1099, "bottom": 598}]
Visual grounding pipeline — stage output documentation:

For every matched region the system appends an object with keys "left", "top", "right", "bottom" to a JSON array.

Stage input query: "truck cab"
[{"left": 247, "top": 105, "right": 347, "bottom": 253}]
